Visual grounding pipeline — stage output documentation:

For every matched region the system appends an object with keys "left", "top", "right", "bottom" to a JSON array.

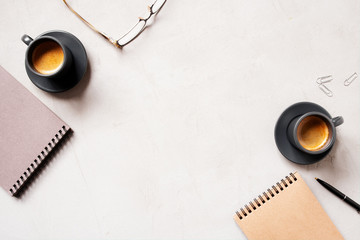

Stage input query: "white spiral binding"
[
  {"left": 9, "top": 126, "right": 69, "bottom": 195},
  {"left": 235, "top": 173, "right": 298, "bottom": 220}
]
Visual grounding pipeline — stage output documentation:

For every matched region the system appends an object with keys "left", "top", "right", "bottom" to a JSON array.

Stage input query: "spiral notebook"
[
  {"left": 0, "top": 66, "right": 70, "bottom": 196},
  {"left": 234, "top": 172, "right": 344, "bottom": 240}
]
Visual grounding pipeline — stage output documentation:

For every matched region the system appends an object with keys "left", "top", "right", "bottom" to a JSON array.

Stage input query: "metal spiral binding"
[
  {"left": 235, "top": 172, "right": 298, "bottom": 220},
  {"left": 8, "top": 126, "right": 69, "bottom": 195}
]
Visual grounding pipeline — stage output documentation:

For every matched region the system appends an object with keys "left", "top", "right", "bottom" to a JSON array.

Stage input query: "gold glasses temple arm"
[{"left": 62, "top": 0, "right": 120, "bottom": 47}]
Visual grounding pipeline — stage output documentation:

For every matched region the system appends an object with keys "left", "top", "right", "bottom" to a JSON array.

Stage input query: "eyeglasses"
[{"left": 62, "top": 0, "right": 167, "bottom": 48}]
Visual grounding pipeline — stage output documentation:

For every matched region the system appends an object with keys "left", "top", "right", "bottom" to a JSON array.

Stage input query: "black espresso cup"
[
  {"left": 287, "top": 112, "right": 343, "bottom": 155},
  {"left": 21, "top": 34, "right": 73, "bottom": 79}
]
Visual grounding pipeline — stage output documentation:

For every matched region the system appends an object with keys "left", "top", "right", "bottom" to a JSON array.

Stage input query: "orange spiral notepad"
[{"left": 234, "top": 172, "right": 344, "bottom": 240}]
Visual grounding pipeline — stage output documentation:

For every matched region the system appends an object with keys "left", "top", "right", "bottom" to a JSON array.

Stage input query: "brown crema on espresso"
[
  {"left": 297, "top": 116, "right": 330, "bottom": 151},
  {"left": 32, "top": 40, "right": 64, "bottom": 75}
]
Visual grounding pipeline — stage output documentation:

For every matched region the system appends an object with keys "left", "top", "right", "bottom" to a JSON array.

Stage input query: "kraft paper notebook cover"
[
  {"left": 234, "top": 172, "right": 344, "bottom": 240},
  {"left": 0, "top": 66, "right": 70, "bottom": 196}
]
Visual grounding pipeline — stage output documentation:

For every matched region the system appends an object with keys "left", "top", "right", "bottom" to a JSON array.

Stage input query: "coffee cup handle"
[
  {"left": 21, "top": 34, "right": 33, "bottom": 46},
  {"left": 332, "top": 116, "right": 344, "bottom": 127}
]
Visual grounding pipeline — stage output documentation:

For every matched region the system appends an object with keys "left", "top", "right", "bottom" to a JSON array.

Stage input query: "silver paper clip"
[
  {"left": 318, "top": 84, "right": 333, "bottom": 97},
  {"left": 316, "top": 75, "right": 333, "bottom": 84},
  {"left": 344, "top": 72, "right": 357, "bottom": 86}
]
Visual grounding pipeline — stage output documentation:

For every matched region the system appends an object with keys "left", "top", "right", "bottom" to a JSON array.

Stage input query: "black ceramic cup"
[
  {"left": 21, "top": 34, "right": 73, "bottom": 79},
  {"left": 287, "top": 112, "right": 343, "bottom": 155}
]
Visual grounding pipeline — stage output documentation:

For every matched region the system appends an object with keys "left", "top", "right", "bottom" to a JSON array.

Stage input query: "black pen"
[{"left": 315, "top": 177, "right": 360, "bottom": 213}]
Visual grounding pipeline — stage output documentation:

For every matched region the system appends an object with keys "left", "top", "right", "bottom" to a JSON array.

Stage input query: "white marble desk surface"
[{"left": 0, "top": 0, "right": 359, "bottom": 239}]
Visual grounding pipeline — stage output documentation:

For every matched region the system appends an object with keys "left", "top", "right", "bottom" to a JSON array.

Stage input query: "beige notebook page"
[{"left": 234, "top": 172, "right": 343, "bottom": 240}]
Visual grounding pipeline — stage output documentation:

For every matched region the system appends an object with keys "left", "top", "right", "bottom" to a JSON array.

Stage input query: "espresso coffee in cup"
[
  {"left": 21, "top": 30, "right": 88, "bottom": 93},
  {"left": 296, "top": 115, "right": 331, "bottom": 152},
  {"left": 287, "top": 112, "right": 343, "bottom": 155},
  {"left": 22, "top": 35, "right": 73, "bottom": 79},
  {"left": 31, "top": 40, "right": 64, "bottom": 75}
]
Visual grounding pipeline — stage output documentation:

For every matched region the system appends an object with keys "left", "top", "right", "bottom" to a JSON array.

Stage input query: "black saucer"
[
  {"left": 274, "top": 102, "right": 333, "bottom": 165},
  {"left": 25, "top": 30, "right": 87, "bottom": 93}
]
